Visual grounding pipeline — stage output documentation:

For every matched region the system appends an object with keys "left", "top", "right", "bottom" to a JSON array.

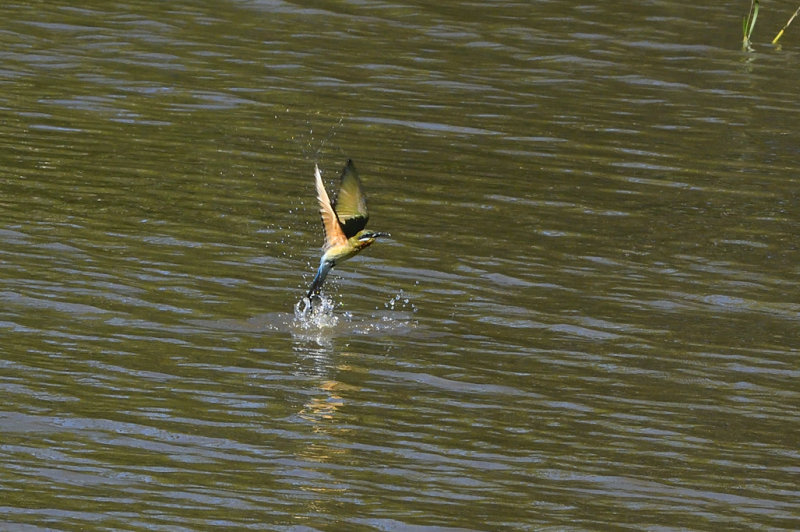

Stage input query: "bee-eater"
[{"left": 306, "top": 159, "right": 389, "bottom": 300}]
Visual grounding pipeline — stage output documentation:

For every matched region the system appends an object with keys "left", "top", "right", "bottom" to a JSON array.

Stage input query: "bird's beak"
[{"left": 358, "top": 231, "right": 390, "bottom": 242}]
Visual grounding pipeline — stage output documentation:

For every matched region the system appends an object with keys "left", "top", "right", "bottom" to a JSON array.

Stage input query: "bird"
[{"left": 305, "top": 159, "right": 389, "bottom": 301}]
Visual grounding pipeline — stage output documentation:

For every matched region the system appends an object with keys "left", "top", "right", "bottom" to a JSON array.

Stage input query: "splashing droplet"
[
  {"left": 383, "top": 290, "right": 418, "bottom": 313},
  {"left": 294, "top": 295, "right": 339, "bottom": 329}
]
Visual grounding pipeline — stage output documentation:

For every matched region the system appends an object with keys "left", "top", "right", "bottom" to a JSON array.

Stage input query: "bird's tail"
[{"left": 306, "top": 261, "right": 333, "bottom": 299}]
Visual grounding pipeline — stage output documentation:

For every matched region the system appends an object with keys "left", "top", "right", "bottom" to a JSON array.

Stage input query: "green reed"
[{"left": 742, "top": 0, "right": 759, "bottom": 51}]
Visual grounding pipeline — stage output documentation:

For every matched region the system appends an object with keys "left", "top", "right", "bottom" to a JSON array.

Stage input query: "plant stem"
[
  {"left": 772, "top": 5, "right": 800, "bottom": 44},
  {"left": 743, "top": 0, "right": 760, "bottom": 51}
]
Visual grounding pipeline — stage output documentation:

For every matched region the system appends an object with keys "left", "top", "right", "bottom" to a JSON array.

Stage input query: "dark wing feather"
[{"left": 333, "top": 159, "right": 369, "bottom": 238}]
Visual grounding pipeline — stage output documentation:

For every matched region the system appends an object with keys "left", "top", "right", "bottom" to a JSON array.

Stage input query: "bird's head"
[{"left": 354, "top": 230, "right": 390, "bottom": 248}]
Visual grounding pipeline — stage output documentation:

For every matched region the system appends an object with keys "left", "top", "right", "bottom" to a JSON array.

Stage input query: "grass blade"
[{"left": 772, "top": 5, "right": 800, "bottom": 44}]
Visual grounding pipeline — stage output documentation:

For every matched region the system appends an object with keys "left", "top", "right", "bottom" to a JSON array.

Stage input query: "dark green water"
[{"left": 1, "top": 1, "right": 798, "bottom": 530}]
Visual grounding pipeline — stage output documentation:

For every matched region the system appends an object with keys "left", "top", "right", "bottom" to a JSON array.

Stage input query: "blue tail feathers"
[{"left": 306, "top": 260, "right": 333, "bottom": 299}]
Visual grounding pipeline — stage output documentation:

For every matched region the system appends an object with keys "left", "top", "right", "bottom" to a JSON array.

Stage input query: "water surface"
[{"left": 1, "top": 1, "right": 799, "bottom": 530}]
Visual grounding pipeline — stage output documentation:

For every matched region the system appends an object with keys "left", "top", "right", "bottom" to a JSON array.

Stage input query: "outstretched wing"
[
  {"left": 314, "top": 164, "right": 347, "bottom": 249},
  {"left": 333, "top": 159, "right": 369, "bottom": 238}
]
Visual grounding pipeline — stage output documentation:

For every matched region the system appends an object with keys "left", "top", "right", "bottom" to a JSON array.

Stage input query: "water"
[{"left": 2, "top": 1, "right": 799, "bottom": 530}]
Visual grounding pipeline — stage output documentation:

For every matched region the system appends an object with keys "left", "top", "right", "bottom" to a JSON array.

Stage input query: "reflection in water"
[
  {"left": 299, "top": 380, "right": 346, "bottom": 423},
  {"left": 292, "top": 339, "right": 343, "bottom": 425},
  {"left": 292, "top": 339, "right": 362, "bottom": 521},
  {"left": 293, "top": 346, "right": 362, "bottom": 429}
]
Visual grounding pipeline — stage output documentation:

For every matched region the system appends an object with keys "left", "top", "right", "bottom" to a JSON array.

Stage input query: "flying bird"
[{"left": 306, "top": 159, "right": 389, "bottom": 300}]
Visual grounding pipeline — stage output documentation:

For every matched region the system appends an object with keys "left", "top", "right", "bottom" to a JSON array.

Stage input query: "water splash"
[
  {"left": 384, "top": 289, "right": 418, "bottom": 313},
  {"left": 299, "top": 115, "right": 346, "bottom": 162},
  {"left": 294, "top": 295, "right": 339, "bottom": 329}
]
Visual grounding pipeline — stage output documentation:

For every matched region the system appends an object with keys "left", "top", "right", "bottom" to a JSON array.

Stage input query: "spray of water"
[
  {"left": 294, "top": 295, "right": 339, "bottom": 329},
  {"left": 300, "top": 115, "right": 346, "bottom": 163},
  {"left": 384, "top": 289, "right": 418, "bottom": 313}
]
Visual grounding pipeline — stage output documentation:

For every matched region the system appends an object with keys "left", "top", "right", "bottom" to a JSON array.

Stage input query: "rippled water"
[{"left": 2, "top": 1, "right": 799, "bottom": 530}]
